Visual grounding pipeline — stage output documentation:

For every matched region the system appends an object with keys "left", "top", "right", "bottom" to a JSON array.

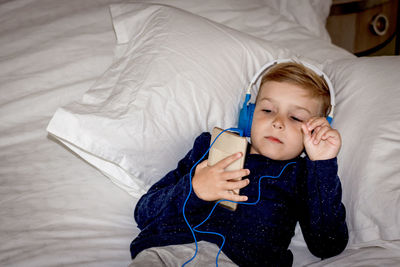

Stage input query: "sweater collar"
[{"left": 245, "top": 152, "right": 300, "bottom": 167}]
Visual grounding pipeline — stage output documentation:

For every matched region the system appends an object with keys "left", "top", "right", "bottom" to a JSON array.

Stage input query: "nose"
[{"left": 272, "top": 117, "right": 284, "bottom": 130}]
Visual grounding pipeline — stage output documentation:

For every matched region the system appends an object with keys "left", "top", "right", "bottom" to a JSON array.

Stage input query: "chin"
[
  {"left": 250, "top": 143, "right": 301, "bottom": 161},
  {"left": 259, "top": 150, "right": 285, "bottom": 161},
  {"left": 261, "top": 149, "right": 300, "bottom": 161}
]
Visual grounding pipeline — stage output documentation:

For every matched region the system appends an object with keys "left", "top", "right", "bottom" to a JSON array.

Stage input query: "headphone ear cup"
[
  {"left": 238, "top": 105, "right": 248, "bottom": 136},
  {"left": 238, "top": 93, "right": 255, "bottom": 137},
  {"left": 239, "top": 103, "right": 255, "bottom": 137},
  {"left": 245, "top": 103, "right": 255, "bottom": 137}
]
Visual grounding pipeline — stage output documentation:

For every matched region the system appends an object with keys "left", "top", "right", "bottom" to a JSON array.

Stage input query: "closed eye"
[
  {"left": 262, "top": 109, "right": 271, "bottom": 113},
  {"left": 291, "top": 116, "right": 303, "bottom": 122}
]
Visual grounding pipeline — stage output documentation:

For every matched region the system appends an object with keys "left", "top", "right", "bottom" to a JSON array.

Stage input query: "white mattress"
[{"left": 1, "top": 0, "right": 400, "bottom": 266}]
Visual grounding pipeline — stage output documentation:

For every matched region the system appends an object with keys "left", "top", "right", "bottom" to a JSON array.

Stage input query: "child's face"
[{"left": 250, "top": 81, "right": 321, "bottom": 160}]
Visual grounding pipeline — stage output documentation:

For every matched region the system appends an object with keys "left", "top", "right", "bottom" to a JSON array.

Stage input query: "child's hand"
[
  {"left": 192, "top": 152, "right": 250, "bottom": 202},
  {"left": 301, "top": 117, "right": 341, "bottom": 161}
]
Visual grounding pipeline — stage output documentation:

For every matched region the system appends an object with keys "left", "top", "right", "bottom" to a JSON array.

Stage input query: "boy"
[{"left": 130, "top": 62, "right": 348, "bottom": 266}]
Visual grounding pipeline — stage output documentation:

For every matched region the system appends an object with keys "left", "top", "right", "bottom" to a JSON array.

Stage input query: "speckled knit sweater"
[{"left": 130, "top": 132, "right": 348, "bottom": 266}]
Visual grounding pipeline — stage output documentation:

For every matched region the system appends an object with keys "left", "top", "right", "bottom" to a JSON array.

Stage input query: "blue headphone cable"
[{"left": 182, "top": 128, "right": 296, "bottom": 266}]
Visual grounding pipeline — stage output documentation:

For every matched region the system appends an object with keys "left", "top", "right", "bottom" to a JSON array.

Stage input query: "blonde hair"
[{"left": 258, "top": 62, "right": 331, "bottom": 116}]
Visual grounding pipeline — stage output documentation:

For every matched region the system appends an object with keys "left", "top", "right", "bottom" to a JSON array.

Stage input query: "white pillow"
[
  {"left": 113, "top": 0, "right": 332, "bottom": 42},
  {"left": 47, "top": 3, "right": 295, "bottom": 197},
  {"left": 111, "top": 1, "right": 352, "bottom": 64},
  {"left": 262, "top": 0, "right": 332, "bottom": 41},
  {"left": 324, "top": 56, "right": 400, "bottom": 246}
]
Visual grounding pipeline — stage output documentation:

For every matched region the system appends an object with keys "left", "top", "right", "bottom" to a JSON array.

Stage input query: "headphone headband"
[
  {"left": 247, "top": 58, "right": 335, "bottom": 121},
  {"left": 238, "top": 59, "right": 335, "bottom": 137}
]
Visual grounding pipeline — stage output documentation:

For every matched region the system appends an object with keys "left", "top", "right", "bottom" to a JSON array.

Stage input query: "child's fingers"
[
  {"left": 225, "top": 178, "right": 250, "bottom": 191},
  {"left": 312, "top": 126, "right": 331, "bottom": 144},
  {"left": 216, "top": 152, "right": 243, "bottom": 169},
  {"left": 222, "top": 168, "right": 250, "bottom": 181},
  {"left": 306, "top": 117, "right": 330, "bottom": 131},
  {"left": 221, "top": 191, "right": 248, "bottom": 202},
  {"left": 301, "top": 123, "right": 310, "bottom": 136},
  {"left": 322, "top": 129, "right": 341, "bottom": 144}
]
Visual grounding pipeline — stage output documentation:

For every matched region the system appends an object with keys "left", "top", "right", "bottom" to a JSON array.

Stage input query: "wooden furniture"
[{"left": 326, "top": 0, "right": 399, "bottom": 56}]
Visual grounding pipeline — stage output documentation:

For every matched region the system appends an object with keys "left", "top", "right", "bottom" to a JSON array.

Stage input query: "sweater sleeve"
[
  {"left": 134, "top": 132, "right": 213, "bottom": 230},
  {"left": 297, "top": 158, "right": 349, "bottom": 259}
]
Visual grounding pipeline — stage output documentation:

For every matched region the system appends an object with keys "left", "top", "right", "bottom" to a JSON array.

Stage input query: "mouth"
[{"left": 265, "top": 136, "right": 283, "bottom": 144}]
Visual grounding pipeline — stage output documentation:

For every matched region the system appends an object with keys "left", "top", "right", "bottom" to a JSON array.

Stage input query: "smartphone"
[{"left": 208, "top": 127, "right": 248, "bottom": 211}]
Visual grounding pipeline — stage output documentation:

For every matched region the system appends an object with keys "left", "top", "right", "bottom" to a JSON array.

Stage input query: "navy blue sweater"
[{"left": 130, "top": 132, "right": 348, "bottom": 266}]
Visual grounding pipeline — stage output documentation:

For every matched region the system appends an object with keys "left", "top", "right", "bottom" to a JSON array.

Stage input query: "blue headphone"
[{"left": 238, "top": 59, "right": 335, "bottom": 137}]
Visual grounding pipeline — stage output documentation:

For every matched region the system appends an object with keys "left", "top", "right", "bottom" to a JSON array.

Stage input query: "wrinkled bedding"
[{"left": 1, "top": 1, "right": 399, "bottom": 266}]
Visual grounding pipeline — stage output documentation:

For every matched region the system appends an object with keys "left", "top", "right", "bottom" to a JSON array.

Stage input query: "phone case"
[{"left": 208, "top": 127, "right": 248, "bottom": 211}]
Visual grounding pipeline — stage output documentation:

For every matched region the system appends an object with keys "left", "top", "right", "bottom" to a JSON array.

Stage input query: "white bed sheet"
[
  {"left": 0, "top": 1, "right": 137, "bottom": 266},
  {"left": 1, "top": 0, "right": 399, "bottom": 266}
]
